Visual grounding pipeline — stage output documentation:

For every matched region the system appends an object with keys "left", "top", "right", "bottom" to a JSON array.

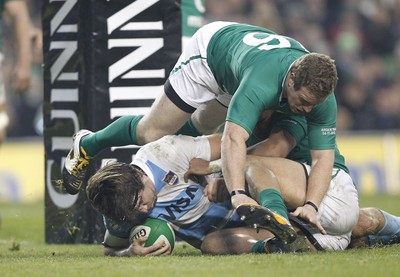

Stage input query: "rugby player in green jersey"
[
  {"left": 63, "top": 22, "right": 338, "bottom": 235},
  {"left": 245, "top": 112, "right": 400, "bottom": 250},
  {"left": 187, "top": 112, "right": 398, "bottom": 252}
]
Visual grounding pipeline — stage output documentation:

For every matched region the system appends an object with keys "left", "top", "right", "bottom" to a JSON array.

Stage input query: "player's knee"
[
  {"left": 136, "top": 128, "right": 167, "bottom": 145},
  {"left": 352, "top": 208, "right": 381, "bottom": 237},
  {"left": 244, "top": 156, "right": 273, "bottom": 179},
  {"left": 245, "top": 155, "right": 261, "bottom": 171}
]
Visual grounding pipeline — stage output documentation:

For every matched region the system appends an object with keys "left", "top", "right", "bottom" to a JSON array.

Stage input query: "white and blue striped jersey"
[{"left": 104, "top": 135, "right": 243, "bottom": 248}]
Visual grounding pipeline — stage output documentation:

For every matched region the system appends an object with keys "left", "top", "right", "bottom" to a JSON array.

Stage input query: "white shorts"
[
  {"left": 167, "top": 21, "right": 236, "bottom": 110},
  {"left": 303, "top": 164, "right": 359, "bottom": 250}
]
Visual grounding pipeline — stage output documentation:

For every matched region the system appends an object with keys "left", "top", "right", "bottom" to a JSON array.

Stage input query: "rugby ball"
[{"left": 129, "top": 218, "right": 175, "bottom": 253}]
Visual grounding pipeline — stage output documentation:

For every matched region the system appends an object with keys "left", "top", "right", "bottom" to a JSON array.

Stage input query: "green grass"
[{"left": 1, "top": 195, "right": 400, "bottom": 277}]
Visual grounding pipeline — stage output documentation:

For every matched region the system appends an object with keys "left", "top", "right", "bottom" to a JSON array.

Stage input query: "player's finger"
[
  {"left": 147, "top": 241, "right": 170, "bottom": 256},
  {"left": 315, "top": 220, "right": 326, "bottom": 235},
  {"left": 289, "top": 207, "right": 301, "bottom": 217},
  {"left": 183, "top": 171, "right": 191, "bottom": 183},
  {"left": 231, "top": 194, "right": 257, "bottom": 208},
  {"left": 132, "top": 236, "right": 148, "bottom": 246}
]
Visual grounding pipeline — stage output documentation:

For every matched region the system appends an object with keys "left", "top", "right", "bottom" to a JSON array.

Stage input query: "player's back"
[{"left": 207, "top": 23, "right": 309, "bottom": 95}]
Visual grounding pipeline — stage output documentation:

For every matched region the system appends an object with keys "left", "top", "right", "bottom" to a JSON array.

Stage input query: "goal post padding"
[{"left": 43, "top": 0, "right": 189, "bottom": 244}]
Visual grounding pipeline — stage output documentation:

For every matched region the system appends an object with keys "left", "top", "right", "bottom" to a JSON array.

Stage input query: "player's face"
[
  {"left": 134, "top": 177, "right": 157, "bottom": 214},
  {"left": 287, "top": 85, "right": 325, "bottom": 115}
]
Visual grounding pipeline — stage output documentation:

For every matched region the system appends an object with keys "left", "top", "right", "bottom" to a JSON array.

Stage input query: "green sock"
[
  {"left": 81, "top": 115, "right": 143, "bottom": 157},
  {"left": 176, "top": 118, "right": 202, "bottom": 137},
  {"left": 259, "top": 189, "right": 289, "bottom": 220},
  {"left": 251, "top": 240, "right": 266, "bottom": 253}
]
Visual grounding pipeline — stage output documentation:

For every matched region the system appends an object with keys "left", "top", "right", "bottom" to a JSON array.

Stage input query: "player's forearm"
[
  {"left": 306, "top": 150, "right": 334, "bottom": 206},
  {"left": 206, "top": 133, "right": 223, "bottom": 161},
  {"left": 221, "top": 133, "right": 247, "bottom": 192}
]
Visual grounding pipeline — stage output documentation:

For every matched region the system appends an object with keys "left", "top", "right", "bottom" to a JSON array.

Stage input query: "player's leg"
[
  {"left": 236, "top": 156, "right": 307, "bottom": 244},
  {"left": 136, "top": 91, "right": 193, "bottom": 145},
  {"left": 62, "top": 22, "right": 226, "bottom": 194},
  {"left": 350, "top": 207, "right": 400, "bottom": 248},
  {"left": 190, "top": 98, "right": 227, "bottom": 135},
  {"left": 245, "top": 155, "right": 307, "bottom": 209},
  {"left": 63, "top": 88, "right": 193, "bottom": 194},
  {"left": 201, "top": 226, "right": 313, "bottom": 255},
  {"left": 352, "top": 207, "right": 385, "bottom": 237}
]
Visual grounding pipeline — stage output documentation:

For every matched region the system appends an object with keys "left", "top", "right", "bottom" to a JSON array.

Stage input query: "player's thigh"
[
  {"left": 246, "top": 156, "right": 307, "bottom": 209},
  {"left": 136, "top": 92, "right": 191, "bottom": 144},
  {"left": 201, "top": 227, "right": 272, "bottom": 254},
  {"left": 191, "top": 99, "right": 227, "bottom": 134}
]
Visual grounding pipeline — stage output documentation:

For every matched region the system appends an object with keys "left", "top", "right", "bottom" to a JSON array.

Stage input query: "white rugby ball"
[{"left": 129, "top": 218, "right": 175, "bottom": 253}]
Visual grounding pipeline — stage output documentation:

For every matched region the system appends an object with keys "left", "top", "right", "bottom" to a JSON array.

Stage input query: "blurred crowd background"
[
  {"left": 2, "top": 0, "right": 400, "bottom": 139},
  {"left": 205, "top": 0, "right": 400, "bottom": 131},
  {"left": 2, "top": 0, "right": 42, "bottom": 138}
]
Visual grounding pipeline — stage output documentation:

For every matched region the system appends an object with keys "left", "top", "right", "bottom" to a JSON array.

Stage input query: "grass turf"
[{"left": 1, "top": 194, "right": 400, "bottom": 277}]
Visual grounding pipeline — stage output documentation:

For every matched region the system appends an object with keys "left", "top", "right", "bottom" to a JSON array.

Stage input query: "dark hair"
[
  {"left": 291, "top": 53, "right": 338, "bottom": 99},
  {"left": 86, "top": 162, "right": 144, "bottom": 222}
]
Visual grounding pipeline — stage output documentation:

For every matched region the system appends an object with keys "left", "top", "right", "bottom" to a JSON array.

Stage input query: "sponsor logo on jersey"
[
  {"left": 163, "top": 171, "right": 179, "bottom": 186},
  {"left": 321, "top": 127, "right": 336, "bottom": 135}
]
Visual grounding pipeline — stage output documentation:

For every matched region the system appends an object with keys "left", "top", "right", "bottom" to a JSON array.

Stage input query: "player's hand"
[
  {"left": 184, "top": 158, "right": 212, "bottom": 182},
  {"left": 290, "top": 205, "right": 326, "bottom": 235},
  {"left": 204, "top": 177, "right": 229, "bottom": 203},
  {"left": 129, "top": 236, "right": 170, "bottom": 256},
  {"left": 231, "top": 194, "right": 258, "bottom": 209}
]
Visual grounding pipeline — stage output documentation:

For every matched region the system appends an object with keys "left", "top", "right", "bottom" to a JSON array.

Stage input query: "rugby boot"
[
  {"left": 263, "top": 236, "right": 310, "bottom": 254},
  {"left": 62, "top": 130, "right": 93, "bottom": 194},
  {"left": 236, "top": 203, "right": 297, "bottom": 244}
]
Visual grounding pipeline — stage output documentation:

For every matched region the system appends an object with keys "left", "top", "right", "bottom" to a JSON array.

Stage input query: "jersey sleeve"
[
  {"left": 306, "top": 94, "right": 337, "bottom": 150},
  {"left": 135, "top": 135, "right": 212, "bottom": 176},
  {"left": 273, "top": 113, "right": 308, "bottom": 144},
  {"left": 226, "top": 68, "right": 281, "bottom": 135},
  {"left": 102, "top": 216, "right": 134, "bottom": 248}
]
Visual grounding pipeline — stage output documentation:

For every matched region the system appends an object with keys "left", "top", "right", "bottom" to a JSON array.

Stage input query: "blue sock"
[
  {"left": 376, "top": 210, "right": 400, "bottom": 236},
  {"left": 367, "top": 210, "right": 400, "bottom": 246}
]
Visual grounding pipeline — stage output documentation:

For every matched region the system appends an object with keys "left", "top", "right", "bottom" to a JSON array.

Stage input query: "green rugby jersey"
[
  {"left": 247, "top": 112, "right": 349, "bottom": 174},
  {"left": 207, "top": 23, "right": 337, "bottom": 150}
]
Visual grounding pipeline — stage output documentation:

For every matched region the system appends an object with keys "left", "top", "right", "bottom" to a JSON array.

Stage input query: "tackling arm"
[
  {"left": 307, "top": 149, "right": 335, "bottom": 207},
  {"left": 103, "top": 232, "right": 169, "bottom": 257},
  {"left": 291, "top": 149, "right": 334, "bottom": 234},
  {"left": 221, "top": 121, "right": 257, "bottom": 207}
]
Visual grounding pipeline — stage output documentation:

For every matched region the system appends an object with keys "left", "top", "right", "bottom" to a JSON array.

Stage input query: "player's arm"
[
  {"left": 4, "top": 0, "right": 32, "bottom": 92},
  {"left": 222, "top": 121, "right": 257, "bottom": 208},
  {"left": 206, "top": 133, "right": 223, "bottom": 161},
  {"left": 291, "top": 149, "right": 334, "bottom": 234},
  {"left": 103, "top": 230, "right": 169, "bottom": 257},
  {"left": 307, "top": 149, "right": 334, "bottom": 207},
  {"left": 247, "top": 128, "right": 297, "bottom": 157}
]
